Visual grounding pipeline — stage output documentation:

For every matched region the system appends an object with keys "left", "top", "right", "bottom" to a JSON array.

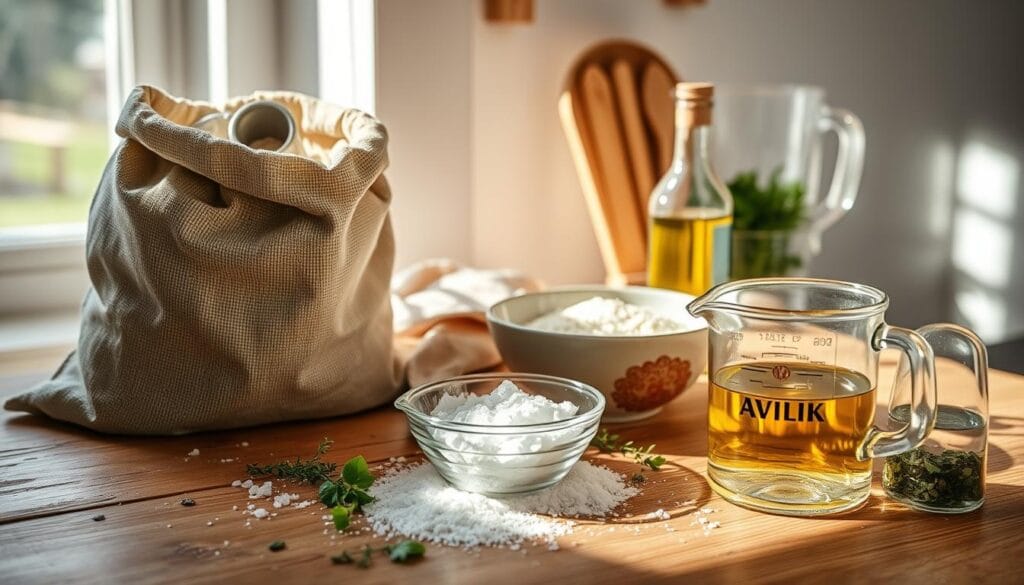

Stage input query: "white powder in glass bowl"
[
  {"left": 425, "top": 379, "right": 592, "bottom": 493},
  {"left": 431, "top": 379, "right": 578, "bottom": 427},
  {"left": 527, "top": 296, "right": 682, "bottom": 336},
  {"left": 429, "top": 380, "right": 579, "bottom": 456}
]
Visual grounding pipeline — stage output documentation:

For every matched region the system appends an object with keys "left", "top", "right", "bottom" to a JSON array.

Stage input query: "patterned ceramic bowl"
[{"left": 487, "top": 286, "right": 708, "bottom": 422}]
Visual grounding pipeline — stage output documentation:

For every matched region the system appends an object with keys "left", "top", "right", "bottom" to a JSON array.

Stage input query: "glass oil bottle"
[{"left": 648, "top": 82, "right": 733, "bottom": 295}]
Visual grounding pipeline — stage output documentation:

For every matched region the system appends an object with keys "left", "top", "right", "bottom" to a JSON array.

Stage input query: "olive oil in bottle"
[
  {"left": 649, "top": 212, "right": 732, "bottom": 297},
  {"left": 648, "top": 83, "right": 733, "bottom": 295}
]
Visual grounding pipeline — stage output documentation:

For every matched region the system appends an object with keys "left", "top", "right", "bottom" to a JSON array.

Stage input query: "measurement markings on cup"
[{"left": 761, "top": 352, "right": 810, "bottom": 361}]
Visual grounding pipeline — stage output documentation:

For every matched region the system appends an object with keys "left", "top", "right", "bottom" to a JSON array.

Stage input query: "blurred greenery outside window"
[{"left": 0, "top": 0, "right": 108, "bottom": 229}]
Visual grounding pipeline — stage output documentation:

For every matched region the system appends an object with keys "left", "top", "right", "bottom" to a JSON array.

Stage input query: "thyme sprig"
[
  {"left": 591, "top": 428, "right": 667, "bottom": 471},
  {"left": 246, "top": 437, "right": 337, "bottom": 484}
]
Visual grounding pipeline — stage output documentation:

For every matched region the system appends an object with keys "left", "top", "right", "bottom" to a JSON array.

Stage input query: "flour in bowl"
[
  {"left": 431, "top": 379, "right": 578, "bottom": 427},
  {"left": 426, "top": 379, "right": 592, "bottom": 493},
  {"left": 428, "top": 380, "right": 580, "bottom": 459},
  {"left": 528, "top": 296, "right": 682, "bottom": 336}
]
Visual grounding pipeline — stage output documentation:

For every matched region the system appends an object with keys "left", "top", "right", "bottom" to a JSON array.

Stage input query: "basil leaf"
[
  {"left": 332, "top": 504, "right": 353, "bottom": 531},
  {"left": 343, "top": 455, "right": 375, "bottom": 489},
  {"left": 319, "top": 480, "right": 339, "bottom": 506},
  {"left": 352, "top": 488, "right": 375, "bottom": 507},
  {"left": 388, "top": 540, "right": 426, "bottom": 563}
]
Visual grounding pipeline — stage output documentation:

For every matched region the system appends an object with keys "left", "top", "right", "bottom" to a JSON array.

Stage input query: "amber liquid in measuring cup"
[
  {"left": 690, "top": 278, "right": 947, "bottom": 516},
  {"left": 708, "top": 362, "right": 876, "bottom": 514}
]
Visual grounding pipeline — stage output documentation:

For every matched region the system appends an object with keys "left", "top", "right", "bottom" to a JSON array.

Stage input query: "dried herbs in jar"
[
  {"left": 883, "top": 325, "right": 989, "bottom": 514},
  {"left": 883, "top": 448, "right": 984, "bottom": 511}
]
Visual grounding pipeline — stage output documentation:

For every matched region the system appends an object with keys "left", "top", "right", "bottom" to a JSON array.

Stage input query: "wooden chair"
[{"left": 559, "top": 40, "right": 681, "bottom": 285}]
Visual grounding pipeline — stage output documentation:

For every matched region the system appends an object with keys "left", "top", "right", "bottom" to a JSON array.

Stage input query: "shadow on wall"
[{"left": 946, "top": 136, "right": 1021, "bottom": 344}]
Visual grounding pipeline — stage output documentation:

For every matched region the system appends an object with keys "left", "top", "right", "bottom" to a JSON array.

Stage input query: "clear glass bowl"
[{"left": 394, "top": 373, "right": 605, "bottom": 496}]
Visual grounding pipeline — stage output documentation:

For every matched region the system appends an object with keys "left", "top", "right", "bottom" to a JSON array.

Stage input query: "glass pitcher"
[
  {"left": 713, "top": 86, "right": 865, "bottom": 276},
  {"left": 688, "top": 277, "right": 939, "bottom": 516}
]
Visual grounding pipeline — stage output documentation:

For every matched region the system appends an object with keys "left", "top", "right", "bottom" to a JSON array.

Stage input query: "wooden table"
[{"left": 1, "top": 351, "right": 1022, "bottom": 585}]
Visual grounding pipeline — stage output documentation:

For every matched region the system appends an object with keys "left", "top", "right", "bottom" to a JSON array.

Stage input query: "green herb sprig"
[
  {"left": 591, "top": 428, "right": 666, "bottom": 471},
  {"left": 321, "top": 456, "right": 375, "bottom": 530},
  {"left": 331, "top": 540, "right": 426, "bottom": 568},
  {"left": 246, "top": 439, "right": 375, "bottom": 531},
  {"left": 246, "top": 437, "right": 337, "bottom": 484},
  {"left": 727, "top": 168, "right": 807, "bottom": 279}
]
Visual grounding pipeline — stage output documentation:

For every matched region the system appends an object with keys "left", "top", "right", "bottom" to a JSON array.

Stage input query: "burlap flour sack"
[{"left": 5, "top": 86, "right": 402, "bottom": 434}]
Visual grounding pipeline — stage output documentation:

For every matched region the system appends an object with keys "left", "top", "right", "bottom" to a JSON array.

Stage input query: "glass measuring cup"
[{"left": 688, "top": 278, "right": 938, "bottom": 516}]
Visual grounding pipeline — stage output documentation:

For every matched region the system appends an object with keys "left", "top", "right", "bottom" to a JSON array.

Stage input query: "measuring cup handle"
[
  {"left": 858, "top": 325, "right": 938, "bottom": 460},
  {"left": 810, "top": 106, "right": 865, "bottom": 235}
]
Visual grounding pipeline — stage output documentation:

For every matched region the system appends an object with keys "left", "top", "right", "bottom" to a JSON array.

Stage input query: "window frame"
[{"left": 0, "top": 0, "right": 377, "bottom": 317}]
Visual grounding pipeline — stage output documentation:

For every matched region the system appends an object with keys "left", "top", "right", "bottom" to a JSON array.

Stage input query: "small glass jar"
[
  {"left": 729, "top": 227, "right": 817, "bottom": 279},
  {"left": 883, "top": 324, "right": 988, "bottom": 513}
]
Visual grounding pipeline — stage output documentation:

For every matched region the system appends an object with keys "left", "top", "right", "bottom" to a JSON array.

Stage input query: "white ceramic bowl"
[{"left": 487, "top": 286, "right": 708, "bottom": 422}]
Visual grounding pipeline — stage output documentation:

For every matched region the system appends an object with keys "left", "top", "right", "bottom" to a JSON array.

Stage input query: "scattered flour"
[
  {"left": 272, "top": 493, "right": 300, "bottom": 508},
  {"left": 187, "top": 448, "right": 200, "bottom": 457},
  {"left": 528, "top": 296, "right": 683, "bottom": 336},
  {"left": 248, "top": 481, "right": 273, "bottom": 499},
  {"left": 364, "top": 461, "right": 638, "bottom": 548},
  {"left": 691, "top": 507, "right": 721, "bottom": 535}
]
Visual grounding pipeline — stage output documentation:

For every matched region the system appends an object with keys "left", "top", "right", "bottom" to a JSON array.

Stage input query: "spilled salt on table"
[
  {"left": 368, "top": 377, "right": 638, "bottom": 548},
  {"left": 364, "top": 460, "right": 637, "bottom": 549}
]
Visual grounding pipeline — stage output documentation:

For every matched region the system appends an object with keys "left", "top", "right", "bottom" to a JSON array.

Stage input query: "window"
[
  {"left": 0, "top": 0, "right": 375, "bottom": 325},
  {"left": 0, "top": 0, "right": 109, "bottom": 229}
]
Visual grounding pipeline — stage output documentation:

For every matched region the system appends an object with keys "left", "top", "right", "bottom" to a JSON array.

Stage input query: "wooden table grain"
[{"left": 1, "top": 351, "right": 1022, "bottom": 585}]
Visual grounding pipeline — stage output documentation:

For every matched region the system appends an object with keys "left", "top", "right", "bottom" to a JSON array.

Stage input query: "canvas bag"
[{"left": 4, "top": 86, "right": 402, "bottom": 434}]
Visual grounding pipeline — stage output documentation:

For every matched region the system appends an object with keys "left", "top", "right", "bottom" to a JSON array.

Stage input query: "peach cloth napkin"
[{"left": 392, "top": 259, "right": 543, "bottom": 387}]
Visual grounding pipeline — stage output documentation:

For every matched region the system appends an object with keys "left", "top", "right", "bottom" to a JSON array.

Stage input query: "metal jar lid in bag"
[
  {"left": 192, "top": 100, "right": 302, "bottom": 155},
  {"left": 228, "top": 101, "right": 298, "bottom": 153}
]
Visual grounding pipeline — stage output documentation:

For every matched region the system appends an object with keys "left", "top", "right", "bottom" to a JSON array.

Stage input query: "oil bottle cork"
[{"left": 675, "top": 82, "right": 714, "bottom": 127}]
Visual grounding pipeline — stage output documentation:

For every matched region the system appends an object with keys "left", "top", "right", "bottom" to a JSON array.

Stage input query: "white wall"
[
  {"left": 378, "top": 0, "right": 1024, "bottom": 342},
  {"left": 376, "top": 0, "right": 473, "bottom": 267}
]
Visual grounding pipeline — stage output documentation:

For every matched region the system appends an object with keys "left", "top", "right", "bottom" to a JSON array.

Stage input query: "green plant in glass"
[{"left": 727, "top": 168, "right": 807, "bottom": 279}]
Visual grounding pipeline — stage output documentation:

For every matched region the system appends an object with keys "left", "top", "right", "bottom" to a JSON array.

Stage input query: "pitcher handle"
[
  {"left": 858, "top": 325, "right": 938, "bottom": 459},
  {"left": 810, "top": 106, "right": 865, "bottom": 236}
]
